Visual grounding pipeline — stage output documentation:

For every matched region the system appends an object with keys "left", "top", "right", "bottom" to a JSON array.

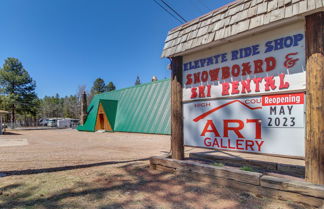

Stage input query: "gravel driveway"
[
  {"left": 0, "top": 129, "right": 306, "bottom": 209},
  {"left": 0, "top": 129, "right": 170, "bottom": 172}
]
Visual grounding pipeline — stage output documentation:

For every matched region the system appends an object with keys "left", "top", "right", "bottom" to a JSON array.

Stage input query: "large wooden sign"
[{"left": 183, "top": 22, "right": 306, "bottom": 157}]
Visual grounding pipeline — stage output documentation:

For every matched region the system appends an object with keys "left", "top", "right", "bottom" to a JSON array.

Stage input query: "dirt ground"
[
  {"left": 0, "top": 129, "right": 171, "bottom": 171},
  {"left": 0, "top": 129, "right": 308, "bottom": 209}
]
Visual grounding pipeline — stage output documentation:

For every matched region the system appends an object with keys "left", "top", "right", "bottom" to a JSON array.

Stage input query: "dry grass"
[
  {"left": 0, "top": 161, "right": 308, "bottom": 209},
  {"left": 0, "top": 130, "right": 309, "bottom": 209}
]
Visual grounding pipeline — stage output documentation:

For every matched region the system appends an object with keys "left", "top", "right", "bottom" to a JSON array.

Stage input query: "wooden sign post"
[
  {"left": 305, "top": 12, "right": 324, "bottom": 185},
  {"left": 171, "top": 56, "right": 184, "bottom": 160}
]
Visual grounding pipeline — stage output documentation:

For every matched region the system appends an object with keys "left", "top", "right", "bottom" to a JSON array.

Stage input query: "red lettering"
[
  {"left": 221, "top": 66, "right": 230, "bottom": 79},
  {"left": 209, "top": 68, "right": 220, "bottom": 81},
  {"left": 241, "top": 79, "right": 251, "bottom": 93},
  {"left": 194, "top": 72, "right": 201, "bottom": 84},
  {"left": 245, "top": 140, "right": 255, "bottom": 151},
  {"left": 185, "top": 57, "right": 287, "bottom": 96},
  {"left": 264, "top": 76, "right": 276, "bottom": 91},
  {"left": 191, "top": 88, "right": 197, "bottom": 99},
  {"left": 213, "top": 138, "right": 220, "bottom": 147},
  {"left": 220, "top": 138, "right": 227, "bottom": 148},
  {"left": 265, "top": 57, "right": 276, "bottom": 72},
  {"left": 204, "top": 137, "right": 212, "bottom": 146},
  {"left": 206, "top": 85, "right": 211, "bottom": 97},
  {"left": 246, "top": 119, "right": 262, "bottom": 139},
  {"left": 236, "top": 140, "right": 244, "bottom": 150},
  {"left": 201, "top": 120, "right": 220, "bottom": 137},
  {"left": 253, "top": 77, "right": 263, "bottom": 92},
  {"left": 201, "top": 71, "right": 208, "bottom": 82},
  {"left": 186, "top": 74, "right": 193, "bottom": 85},
  {"left": 242, "top": 62, "right": 252, "bottom": 76},
  {"left": 231, "top": 81, "right": 240, "bottom": 95},
  {"left": 255, "top": 141, "right": 264, "bottom": 151},
  {"left": 254, "top": 59, "right": 263, "bottom": 74},
  {"left": 279, "top": 73, "right": 290, "bottom": 89},
  {"left": 198, "top": 86, "right": 205, "bottom": 98},
  {"left": 222, "top": 83, "right": 230, "bottom": 96},
  {"left": 231, "top": 64, "right": 240, "bottom": 77},
  {"left": 224, "top": 120, "right": 244, "bottom": 138}
]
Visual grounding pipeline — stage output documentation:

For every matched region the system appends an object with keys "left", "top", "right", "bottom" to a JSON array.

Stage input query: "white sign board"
[
  {"left": 183, "top": 22, "right": 306, "bottom": 101},
  {"left": 183, "top": 93, "right": 305, "bottom": 157},
  {"left": 182, "top": 22, "right": 306, "bottom": 157}
]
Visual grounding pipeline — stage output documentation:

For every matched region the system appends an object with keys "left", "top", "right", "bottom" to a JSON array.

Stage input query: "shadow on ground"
[
  {"left": 2, "top": 158, "right": 149, "bottom": 176},
  {"left": 0, "top": 160, "right": 307, "bottom": 209},
  {"left": 1, "top": 132, "right": 21, "bottom": 135}
]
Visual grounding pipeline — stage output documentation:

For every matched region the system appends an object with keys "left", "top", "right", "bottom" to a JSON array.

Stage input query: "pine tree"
[
  {"left": 0, "top": 58, "right": 38, "bottom": 127},
  {"left": 106, "top": 82, "right": 116, "bottom": 92},
  {"left": 90, "top": 78, "right": 106, "bottom": 95}
]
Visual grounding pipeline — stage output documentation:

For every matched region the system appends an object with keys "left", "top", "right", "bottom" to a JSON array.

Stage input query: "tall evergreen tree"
[
  {"left": 106, "top": 82, "right": 116, "bottom": 92},
  {"left": 0, "top": 58, "right": 38, "bottom": 127},
  {"left": 91, "top": 78, "right": 106, "bottom": 95}
]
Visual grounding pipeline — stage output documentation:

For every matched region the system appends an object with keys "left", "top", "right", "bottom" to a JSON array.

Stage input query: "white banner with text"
[{"left": 183, "top": 93, "right": 305, "bottom": 157}]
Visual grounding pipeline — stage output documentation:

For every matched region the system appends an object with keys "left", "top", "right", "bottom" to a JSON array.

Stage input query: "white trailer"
[{"left": 57, "top": 119, "right": 71, "bottom": 129}]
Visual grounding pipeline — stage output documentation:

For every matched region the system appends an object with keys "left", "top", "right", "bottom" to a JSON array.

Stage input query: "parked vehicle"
[
  {"left": 70, "top": 119, "right": 80, "bottom": 128},
  {"left": 47, "top": 119, "right": 58, "bottom": 127},
  {"left": 57, "top": 119, "right": 70, "bottom": 128},
  {"left": 39, "top": 118, "right": 49, "bottom": 126}
]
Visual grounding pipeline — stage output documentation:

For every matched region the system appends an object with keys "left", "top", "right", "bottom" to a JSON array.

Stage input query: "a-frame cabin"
[{"left": 94, "top": 100, "right": 117, "bottom": 132}]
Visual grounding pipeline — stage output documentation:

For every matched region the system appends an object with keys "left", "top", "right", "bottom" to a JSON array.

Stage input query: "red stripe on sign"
[
  {"left": 193, "top": 100, "right": 261, "bottom": 122},
  {"left": 262, "top": 93, "right": 304, "bottom": 106}
]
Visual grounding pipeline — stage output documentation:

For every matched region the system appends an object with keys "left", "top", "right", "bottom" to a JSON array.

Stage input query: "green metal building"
[{"left": 77, "top": 79, "right": 171, "bottom": 135}]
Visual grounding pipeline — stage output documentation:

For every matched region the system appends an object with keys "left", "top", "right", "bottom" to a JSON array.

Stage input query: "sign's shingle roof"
[{"left": 161, "top": 0, "right": 324, "bottom": 58}]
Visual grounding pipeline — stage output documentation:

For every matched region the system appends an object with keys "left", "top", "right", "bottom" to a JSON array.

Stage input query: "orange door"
[{"left": 95, "top": 103, "right": 113, "bottom": 131}]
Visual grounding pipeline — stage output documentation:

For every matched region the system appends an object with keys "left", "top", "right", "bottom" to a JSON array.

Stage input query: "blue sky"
[{"left": 0, "top": 0, "right": 233, "bottom": 98}]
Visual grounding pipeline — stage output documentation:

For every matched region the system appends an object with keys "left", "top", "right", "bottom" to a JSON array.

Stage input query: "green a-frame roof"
[{"left": 77, "top": 79, "right": 171, "bottom": 135}]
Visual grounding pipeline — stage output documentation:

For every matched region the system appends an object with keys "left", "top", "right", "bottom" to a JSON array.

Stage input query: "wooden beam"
[
  {"left": 305, "top": 12, "right": 324, "bottom": 185},
  {"left": 261, "top": 175, "right": 324, "bottom": 199},
  {"left": 150, "top": 156, "right": 261, "bottom": 185},
  {"left": 150, "top": 156, "right": 324, "bottom": 208},
  {"left": 171, "top": 56, "right": 184, "bottom": 160}
]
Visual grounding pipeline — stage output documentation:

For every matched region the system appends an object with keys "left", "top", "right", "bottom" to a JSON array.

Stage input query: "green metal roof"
[{"left": 77, "top": 79, "right": 171, "bottom": 135}]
